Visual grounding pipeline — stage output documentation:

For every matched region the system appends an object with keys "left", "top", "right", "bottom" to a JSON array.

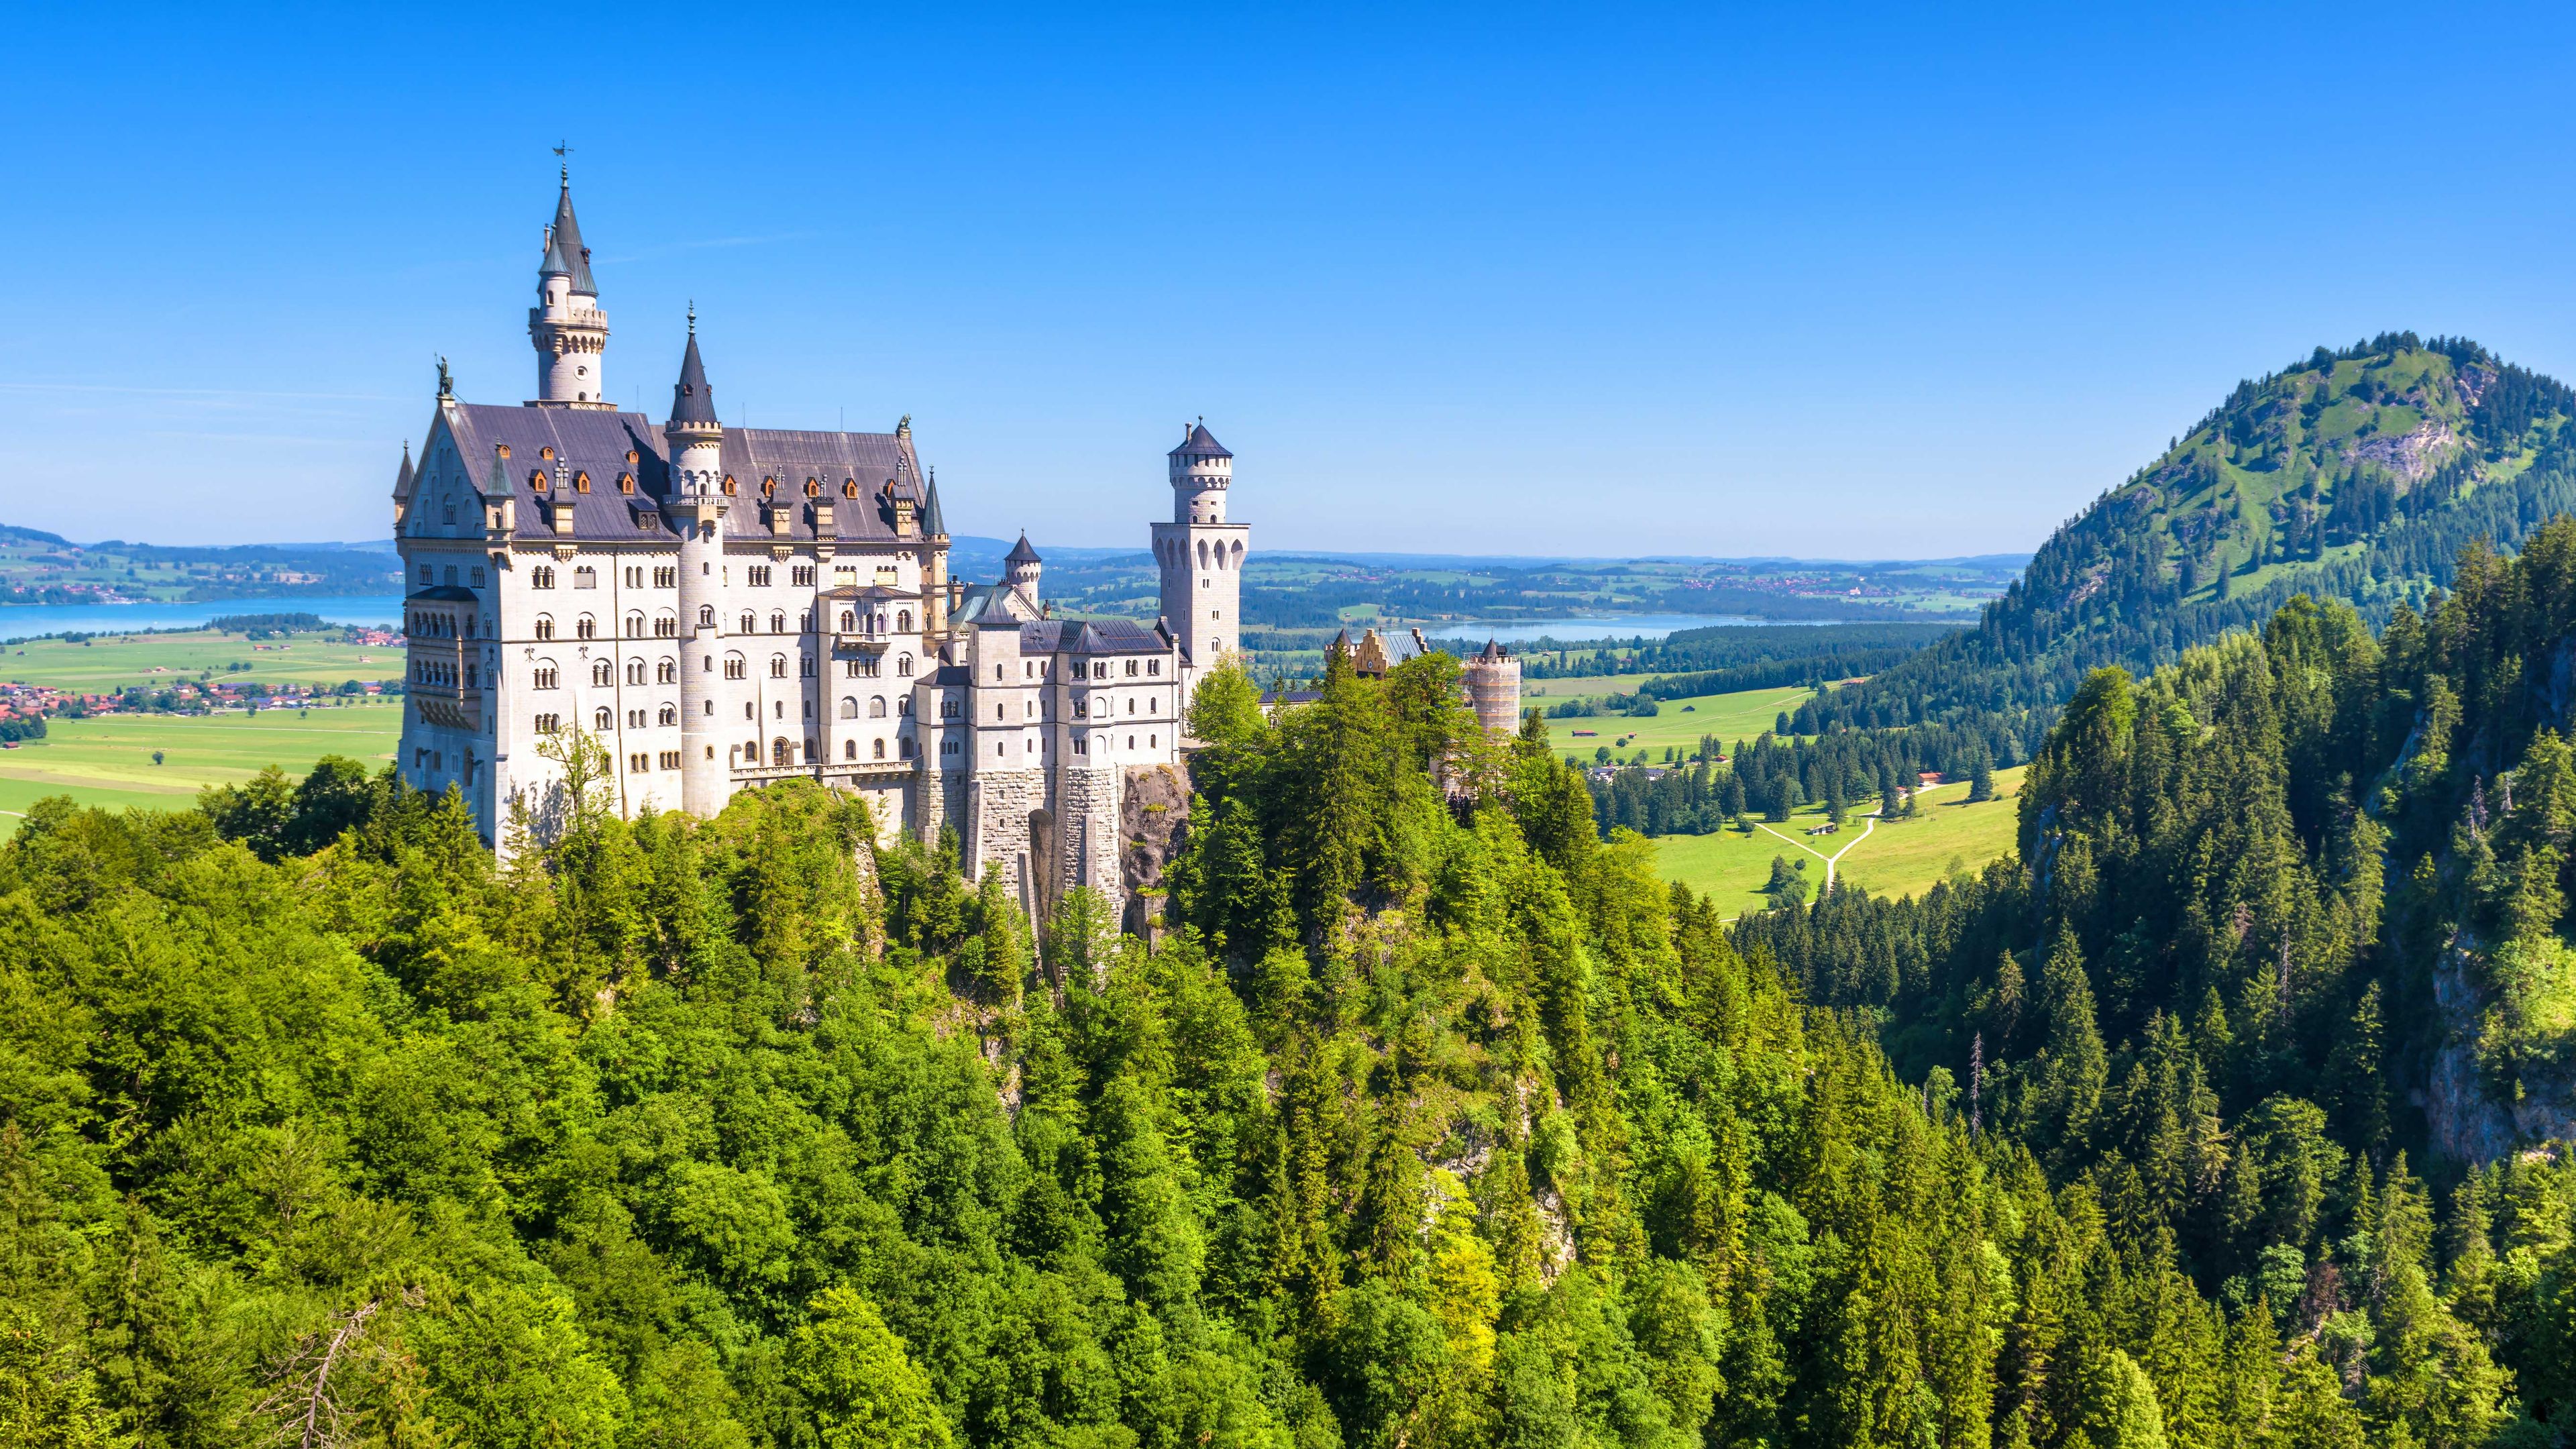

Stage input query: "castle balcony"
[
  {"left": 410, "top": 684, "right": 485, "bottom": 733},
  {"left": 527, "top": 306, "right": 608, "bottom": 331},
  {"left": 833, "top": 628, "right": 893, "bottom": 652}
]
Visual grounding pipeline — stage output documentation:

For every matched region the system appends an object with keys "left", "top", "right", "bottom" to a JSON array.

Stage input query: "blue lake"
[
  {"left": 1411, "top": 615, "right": 1800, "bottom": 647},
  {"left": 0, "top": 595, "right": 406, "bottom": 641}
]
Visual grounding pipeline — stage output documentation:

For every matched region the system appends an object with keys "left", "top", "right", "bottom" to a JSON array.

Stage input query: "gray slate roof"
[
  {"left": 920, "top": 472, "right": 947, "bottom": 536},
  {"left": 1169, "top": 422, "right": 1230, "bottom": 459},
  {"left": 541, "top": 183, "right": 598, "bottom": 295},
  {"left": 668, "top": 332, "right": 717, "bottom": 427},
  {"left": 1005, "top": 533, "right": 1042, "bottom": 565},
  {"left": 430, "top": 402, "right": 928, "bottom": 545},
  {"left": 1018, "top": 619, "right": 1169, "bottom": 655}
]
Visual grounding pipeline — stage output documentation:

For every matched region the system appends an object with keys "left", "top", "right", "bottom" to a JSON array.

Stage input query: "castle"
[{"left": 392, "top": 175, "right": 1247, "bottom": 920}]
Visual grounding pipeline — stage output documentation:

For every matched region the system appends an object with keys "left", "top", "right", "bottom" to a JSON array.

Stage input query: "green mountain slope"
[{"left": 1809, "top": 333, "right": 2576, "bottom": 753}]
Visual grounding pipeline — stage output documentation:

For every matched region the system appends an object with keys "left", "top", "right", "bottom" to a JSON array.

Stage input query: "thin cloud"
[{"left": 0, "top": 380, "right": 402, "bottom": 404}]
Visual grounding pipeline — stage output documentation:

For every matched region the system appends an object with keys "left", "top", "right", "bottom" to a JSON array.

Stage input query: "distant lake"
[
  {"left": 1413, "top": 614, "right": 1798, "bottom": 646},
  {"left": 0, "top": 595, "right": 406, "bottom": 641}
]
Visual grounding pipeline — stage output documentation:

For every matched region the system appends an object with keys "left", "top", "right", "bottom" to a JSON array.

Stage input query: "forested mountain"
[
  {"left": 1809, "top": 335, "right": 2576, "bottom": 759},
  {"left": 4, "top": 638, "right": 2569, "bottom": 1444}
]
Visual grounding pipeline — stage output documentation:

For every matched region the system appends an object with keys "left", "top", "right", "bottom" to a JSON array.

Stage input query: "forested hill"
[{"left": 1807, "top": 333, "right": 2576, "bottom": 755}]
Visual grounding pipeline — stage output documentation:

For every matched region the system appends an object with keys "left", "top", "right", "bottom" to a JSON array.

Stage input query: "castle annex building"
[{"left": 394, "top": 176, "right": 1246, "bottom": 919}]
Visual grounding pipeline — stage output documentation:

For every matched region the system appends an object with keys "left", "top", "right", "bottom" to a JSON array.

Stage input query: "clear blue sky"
[{"left": 7, "top": 3, "right": 2575, "bottom": 558}]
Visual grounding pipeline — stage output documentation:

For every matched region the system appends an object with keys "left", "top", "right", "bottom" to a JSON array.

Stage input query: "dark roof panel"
[
  {"left": 1169, "top": 422, "right": 1231, "bottom": 459},
  {"left": 433, "top": 403, "right": 928, "bottom": 545},
  {"left": 668, "top": 331, "right": 718, "bottom": 427}
]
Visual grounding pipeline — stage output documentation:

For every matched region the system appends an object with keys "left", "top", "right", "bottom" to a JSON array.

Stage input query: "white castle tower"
[
  {"left": 1003, "top": 533, "right": 1043, "bottom": 613},
  {"left": 665, "top": 313, "right": 729, "bottom": 815},
  {"left": 1152, "top": 422, "right": 1248, "bottom": 676},
  {"left": 529, "top": 170, "right": 610, "bottom": 407}
]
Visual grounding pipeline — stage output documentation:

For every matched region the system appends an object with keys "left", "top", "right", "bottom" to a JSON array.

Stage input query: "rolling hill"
[{"left": 1807, "top": 333, "right": 2576, "bottom": 755}]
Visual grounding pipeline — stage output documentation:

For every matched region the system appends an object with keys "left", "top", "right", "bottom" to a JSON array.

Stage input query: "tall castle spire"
[{"left": 529, "top": 170, "right": 610, "bottom": 407}]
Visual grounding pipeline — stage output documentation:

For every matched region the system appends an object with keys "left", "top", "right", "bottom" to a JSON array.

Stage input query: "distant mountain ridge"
[{"left": 1809, "top": 333, "right": 2576, "bottom": 753}]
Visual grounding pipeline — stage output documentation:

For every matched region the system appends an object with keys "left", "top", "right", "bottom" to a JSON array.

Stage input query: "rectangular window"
[{"left": 471, "top": 567, "right": 486, "bottom": 586}]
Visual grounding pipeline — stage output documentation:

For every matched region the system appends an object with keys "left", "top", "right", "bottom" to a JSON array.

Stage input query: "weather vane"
[{"left": 553, "top": 140, "right": 573, "bottom": 182}]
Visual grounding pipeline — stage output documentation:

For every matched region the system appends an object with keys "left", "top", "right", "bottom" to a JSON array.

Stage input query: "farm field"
[
  {"left": 0, "top": 702, "right": 403, "bottom": 835},
  {"left": 1547, "top": 683, "right": 1821, "bottom": 761},
  {"left": 1, "top": 627, "right": 402, "bottom": 693},
  {"left": 1652, "top": 765, "right": 2028, "bottom": 914}
]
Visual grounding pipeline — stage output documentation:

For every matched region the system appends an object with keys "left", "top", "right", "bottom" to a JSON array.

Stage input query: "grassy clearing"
[
  {"left": 0, "top": 702, "right": 403, "bottom": 835},
  {"left": 1831, "top": 766, "right": 2027, "bottom": 902},
  {"left": 1651, "top": 765, "right": 2029, "bottom": 915},
  {"left": 1547, "top": 684, "right": 1819, "bottom": 762},
  {"left": 1, "top": 627, "right": 403, "bottom": 693}
]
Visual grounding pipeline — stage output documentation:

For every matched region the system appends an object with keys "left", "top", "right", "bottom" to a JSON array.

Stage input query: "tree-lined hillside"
[
  {"left": 1809, "top": 335, "right": 2576, "bottom": 757},
  {"left": 3, "top": 645, "right": 2562, "bottom": 1444}
]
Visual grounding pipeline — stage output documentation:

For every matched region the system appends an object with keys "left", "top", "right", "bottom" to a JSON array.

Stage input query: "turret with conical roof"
[
  {"left": 1152, "top": 419, "right": 1251, "bottom": 680},
  {"left": 666, "top": 310, "right": 728, "bottom": 818},
  {"left": 1004, "top": 532, "right": 1043, "bottom": 612},
  {"left": 529, "top": 168, "right": 611, "bottom": 407}
]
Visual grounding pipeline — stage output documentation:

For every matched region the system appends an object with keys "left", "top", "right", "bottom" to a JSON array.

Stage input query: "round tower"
[
  {"left": 1152, "top": 421, "right": 1250, "bottom": 676},
  {"left": 666, "top": 313, "right": 729, "bottom": 815},
  {"left": 1463, "top": 639, "right": 1522, "bottom": 737},
  {"left": 529, "top": 170, "right": 611, "bottom": 407},
  {"left": 1004, "top": 533, "right": 1042, "bottom": 613}
]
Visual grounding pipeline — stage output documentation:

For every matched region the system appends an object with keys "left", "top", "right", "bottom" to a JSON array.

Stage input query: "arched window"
[
  {"left": 770, "top": 655, "right": 788, "bottom": 679},
  {"left": 592, "top": 660, "right": 612, "bottom": 687},
  {"left": 1197, "top": 539, "right": 1210, "bottom": 568},
  {"left": 739, "top": 611, "right": 755, "bottom": 633},
  {"left": 772, "top": 737, "right": 792, "bottom": 766},
  {"left": 535, "top": 614, "right": 555, "bottom": 641},
  {"left": 872, "top": 739, "right": 886, "bottom": 759},
  {"left": 1230, "top": 540, "right": 1244, "bottom": 569},
  {"left": 534, "top": 662, "right": 560, "bottom": 690},
  {"left": 659, "top": 704, "right": 677, "bottom": 727},
  {"left": 533, "top": 566, "right": 555, "bottom": 589},
  {"left": 627, "top": 612, "right": 645, "bottom": 638},
  {"left": 869, "top": 696, "right": 888, "bottom": 718},
  {"left": 657, "top": 659, "right": 677, "bottom": 684},
  {"left": 576, "top": 614, "right": 596, "bottom": 640},
  {"left": 770, "top": 611, "right": 786, "bottom": 633},
  {"left": 898, "top": 696, "right": 912, "bottom": 716},
  {"left": 724, "top": 655, "right": 746, "bottom": 680},
  {"left": 656, "top": 614, "right": 676, "bottom": 637},
  {"left": 698, "top": 605, "right": 714, "bottom": 627},
  {"left": 898, "top": 653, "right": 914, "bottom": 678},
  {"left": 839, "top": 697, "right": 857, "bottom": 719},
  {"left": 594, "top": 706, "right": 613, "bottom": 730},
  {"left": 898, "top": 609, "right": 912, "bottom": 632},
  {"left": 839, "top": 610, "right": 855, "bottom": 632},
  {"left": 843, "top": 739, "right": 857, "bottom": 759},
  {"left": 627, "top": 659, "right": 645, "bottom": 686}
]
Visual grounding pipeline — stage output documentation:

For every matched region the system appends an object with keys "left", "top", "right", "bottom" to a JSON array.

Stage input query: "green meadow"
[
  {"left": 0, "top": 626, "right": 404, "bottom": 694},
  {"left": 1650, "top": 764, "right": 2027, "bottom": 915},
  {"left": 1546, "top": 682, "right": 1820, "bottom": 761},
  {"left": 0, "top": 702, "right": 404, "bottom": 835}
]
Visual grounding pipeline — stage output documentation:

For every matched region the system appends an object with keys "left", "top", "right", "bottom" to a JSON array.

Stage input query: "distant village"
[{"left": 0, "top": 626, "right": 405, "bottom": 741}]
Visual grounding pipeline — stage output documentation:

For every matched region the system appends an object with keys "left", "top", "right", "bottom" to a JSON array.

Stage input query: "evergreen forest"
[{"left": 1, "top": 610, "right": 2571, "bottom": 1446}]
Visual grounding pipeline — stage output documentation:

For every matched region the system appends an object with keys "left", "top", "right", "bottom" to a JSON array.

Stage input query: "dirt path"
[{"left": 1752, "top": 807, "right": 1883, "bottom": 890}]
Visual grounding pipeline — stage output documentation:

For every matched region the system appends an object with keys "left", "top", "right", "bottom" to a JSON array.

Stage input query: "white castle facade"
[{"left": 394, "top": 177, "right": 1245, "bottom": 920}]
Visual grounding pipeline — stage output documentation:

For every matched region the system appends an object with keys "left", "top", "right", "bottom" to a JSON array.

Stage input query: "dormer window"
[
  {"left": 841, "top": 479, "right": 859, "bottom": 498},
  {"left": 761, "top": 478, "right": 776, "bottom": 498},
  {"left": 540, "top": 446, "right": 555, "bottom": 460},
  {"left": 804, "top": 478, "right": 820, "bottom": 498},
  {"left": 626, "top": 449, "right": 640, "bottom": 466},
  {"left": 617, "top": 472, "right": 635, "bottom": 494},
  {"left": 574, "top": 471, "right": 591, "bottom": 494},
  {"left": 722, "top": 474, "right": 737, "bottom": 496}
]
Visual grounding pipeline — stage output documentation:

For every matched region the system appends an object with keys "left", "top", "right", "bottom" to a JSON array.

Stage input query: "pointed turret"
[
  {"left": 392, "top": 440, "right": 415, "bottom": 500},
  {"left": 1005, "top": 533, "right": 1042, "bottom": 566},
  {"left": 529, "top": 170, "right": 609, "bottom": 406},
  {"left": 1004, "top": 531, "right": 1043, "bottom": 612},
  {"left": 668, "top": 316, "right": 718, "bottom": 429},
  {"left": 541, "top": 172, "right": 598, "bottom": 295},
  {"left": 921, "top": 469, "right": 948, "bottom": 538}
]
